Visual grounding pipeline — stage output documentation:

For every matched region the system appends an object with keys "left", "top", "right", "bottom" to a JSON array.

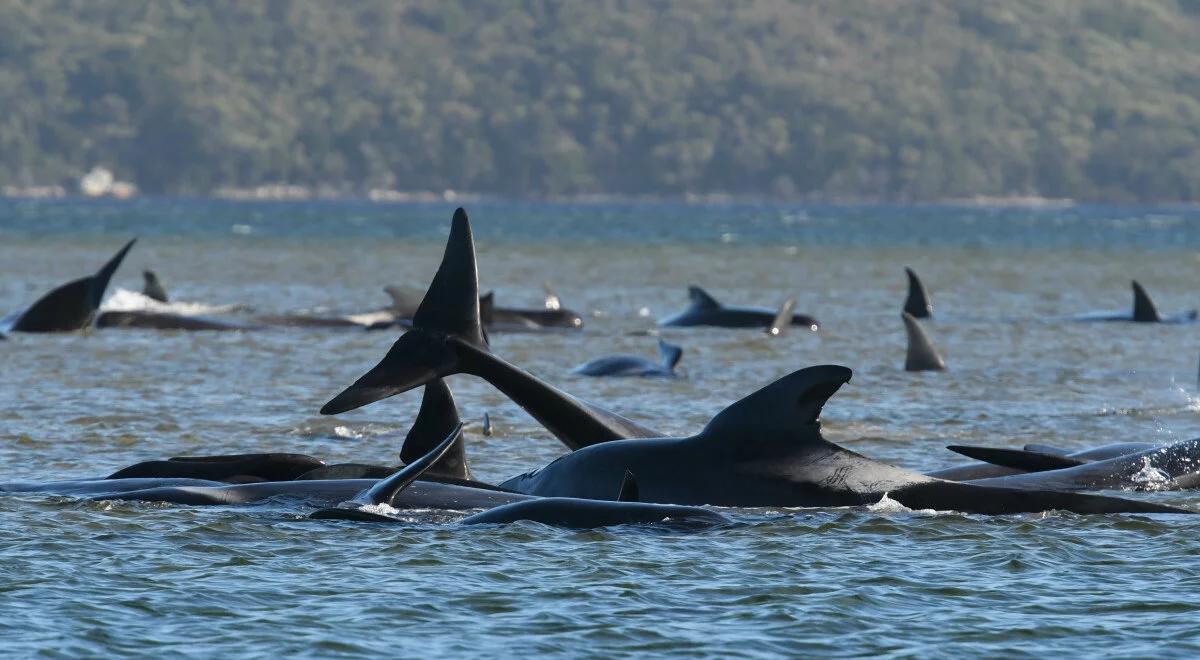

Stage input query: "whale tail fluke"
[
  {"left": 12, "top": 238, "right": 136, "bottom": 332},
  {"left": 1131, "top": 281, "right": 1161, "bottom": 322},
  {"left": 322, "top": 209, "right": 487, "bottom": 415},
  {"left": 765, "top": 298, "right": 796, "bottom": 337},
  {"left": 657, "top": 339, "right": 683, "bottom": 373},
  {"left": 142, "top": 270, "right": 169, "bottom": 303},
  {"left": 399, "top": 379, "right": 471, "bottom": 480},
  {"left": 946, "top": 445, "right": 1087, "bottom": 472},
  {"left": 902, "top": 312, "right": 946, "bottom": 371},
  {"left": 617, "top": 471, "right": 640, "bottom": 502},
  {"left": 903, "top": 267, "right": 932, "bottom": 318}
]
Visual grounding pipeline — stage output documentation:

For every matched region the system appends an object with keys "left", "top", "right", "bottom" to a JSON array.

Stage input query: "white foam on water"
[{"left": 101, "top": 288, "right": 245, "bottom": 315}]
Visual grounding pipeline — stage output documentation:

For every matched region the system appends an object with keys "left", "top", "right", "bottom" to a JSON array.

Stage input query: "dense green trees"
[{"left": 1, "top": 0, "right": 1198, "bottom": 201}]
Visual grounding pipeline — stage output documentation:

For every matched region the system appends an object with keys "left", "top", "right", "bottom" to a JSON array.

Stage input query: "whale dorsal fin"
[
  {"left": 383, "top": 285, "right": 421, "bottom": 315},
  {"left": 657, "top": 339, "right": 683, "bottom": 372},
  {"left": 399, "top": 378, "right": 471, "bottom": 480},
  {"left": 412, "top": 208, "right": 487, "bottom": 347},
  {"left": 947, "top": 445, "right": 1087, "bottom": 472},
  {"left": 142, "top": 270, "right": 169, "bottom": 303},
  {"left": 361, "top": 423, "right": 464, "bottom": 506},
  {"left": 617, "top": 470, "right": 640, "bottom": 502},
  {"left": 902, "top": 312, "right": 946, "bottom": 371},
  {"left": 543, "top": 281, "right": 561, "bottom": 310},
  {"left": 1131, "top": 281, "right": 1161, "bottom": 322},
  {"left": 687, "top": 286, "right": 721, "bottom": 310},
  {"left": 13, "top": 238, "right": 136, "bottom": 332},
  {"left": 766, "top": 297, "right": 796, "bottom": 337},
  {"left": 903, "top": 267, "right": 932, "bottom": 318},
  {"left": 698, "top": 365, "right": 852, "bottom": 441}
]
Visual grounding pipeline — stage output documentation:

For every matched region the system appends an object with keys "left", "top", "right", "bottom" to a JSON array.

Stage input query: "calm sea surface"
[{"left": 3, "top": 199, "right": 1200, "bottom": 657}]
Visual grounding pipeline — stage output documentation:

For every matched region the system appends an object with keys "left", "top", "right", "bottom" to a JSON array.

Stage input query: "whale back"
[
  {"left": 1131, "top": 280, "right": 1161, "bottom": 322},
  {"left": 13, "top": 238, "right": 135, "bottom": 332},
  {"left": 902, "top": 312, "right": 946, "bottom": 371}
]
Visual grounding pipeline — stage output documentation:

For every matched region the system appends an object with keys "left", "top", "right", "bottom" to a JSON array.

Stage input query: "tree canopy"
[{"left": 2, "top": 0, "right": 1199, "bottom": 201}]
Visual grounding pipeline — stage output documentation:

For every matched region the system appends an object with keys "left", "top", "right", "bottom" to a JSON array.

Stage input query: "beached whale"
[
  {"left": 659, "top": 286, "right": 818, "bottom": 330},
  {"left": 1073, "top": 281, "right": 1197, "bottom": 323},
  {"left": 572, "top": 339, "right": 683, "bottom": 378},
  {"left": 498, "top": 365, "right": 1188, "bottom": 515}
]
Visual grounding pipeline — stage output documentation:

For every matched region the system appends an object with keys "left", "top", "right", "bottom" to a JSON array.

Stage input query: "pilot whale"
[
  {"left": 4, "top": 239, "right": 135, "bottom": 332},
  {"left": 312, "top": 431, "right": 729, "bottom": 529},
  {"left": 572, "top": 339, "right": 683, "bottom": 378},
  {"left": 946, "top": 438, "right": 1200, "bottom": 492},
  {"left": 928, "top": 442, "right": 1158, "bottom": 481},
  {"left": 1073, "top": 281, "right": 1197, "bottom": 323},
  {"left": 498, "top": 365, "right": 1188, "bottom": 515},
  {"left": 659, "top": 286, "right": 819, "bottom": 330},
  {"left": 321, "top": 208, "right": 663, "bottom": 451}
]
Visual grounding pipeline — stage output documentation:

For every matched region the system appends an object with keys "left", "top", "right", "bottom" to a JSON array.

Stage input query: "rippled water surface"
[{"left": 3, "top": 199, "right": 1200, "bottom": 656}]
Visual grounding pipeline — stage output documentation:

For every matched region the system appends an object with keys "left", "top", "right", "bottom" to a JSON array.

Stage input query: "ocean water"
[{"left": 2, "top": 199, "right": 1200, "bottom": 657}]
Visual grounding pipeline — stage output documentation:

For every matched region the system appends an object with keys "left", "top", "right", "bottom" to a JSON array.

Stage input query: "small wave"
[
  {"left": 867, "top": 493, "right": 944, "bottom": 516},
  {"left": 101, "top": 288, "right": 247, "bottom": 315}
]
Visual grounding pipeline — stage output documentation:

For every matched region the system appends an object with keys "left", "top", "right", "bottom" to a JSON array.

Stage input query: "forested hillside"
[{"left": 2, "top": 0, "right": 1199, "bottom": 201}]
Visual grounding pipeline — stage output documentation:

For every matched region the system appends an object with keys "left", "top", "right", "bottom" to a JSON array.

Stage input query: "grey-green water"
[{"left": 3, "top": 200, "right": 1200, "bottom": 657}]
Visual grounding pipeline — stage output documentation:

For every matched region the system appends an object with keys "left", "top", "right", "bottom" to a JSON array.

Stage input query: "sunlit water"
[{"left": 3, "top": 200, "right": 1200, "bottom": 656}]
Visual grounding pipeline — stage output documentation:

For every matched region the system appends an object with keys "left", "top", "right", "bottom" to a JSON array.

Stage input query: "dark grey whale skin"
[
  {"left": 7, "top": 239, "right": 135, "bottom": 333},
  {"left": 321, "top": 208, "right": 662, "bottom": 451},
  {"left": 964, "top": 438, "right": 1200, "bottom": 492},
  {"left": 499, "top": 365, "right": 1189, "bottom": 516},
  {"left": 928, "top": 442, "right": 1159, "bottom": 481},
  {"left": 658, "top": 286, "right": 819, "bottom": 329}
]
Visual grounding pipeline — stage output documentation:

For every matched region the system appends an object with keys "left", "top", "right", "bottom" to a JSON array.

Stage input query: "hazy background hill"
[{"left": 2, "top": 0, "right": 1199, "bottom": 201}]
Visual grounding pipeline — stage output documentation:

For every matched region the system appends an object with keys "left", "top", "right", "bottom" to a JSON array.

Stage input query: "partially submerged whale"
[
  {"left": 322, "top": 208, "right": 663, "bottom": 451},
  {"left": 928, "top": 442, "right": 1158, "bottom": 481},
  {"left": 902, "top": 312, "right": 945, "bottom": 371},
  {"left": 96, "top": 310, "right": 262, "bottom": 331},
  {"left": 942, "top": 439, "right": 1200, "bottom": 491},
  {"left": 498, "top": 365, "right": 1189, "bottom": 515},
  {"left": 903, "top": 267, "right": 933, "bottom": 318},
  {"left": 572, "top": 339, "right": 683, "bottom": 378},
  {"left": 659, "top": 286, "right": 819, "bottom": 331},
  {"left": 3, "top": 239, "right": 135, "bottom": 332},
  {"left": 1073, "top": 281, "right": 1197, "bottom": 323},
  {"left": 312, "top": 431, "right": 728, "bottom": 529},
  {"left": 108, "top": 453, "right": 326, "bottom": 483}
]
